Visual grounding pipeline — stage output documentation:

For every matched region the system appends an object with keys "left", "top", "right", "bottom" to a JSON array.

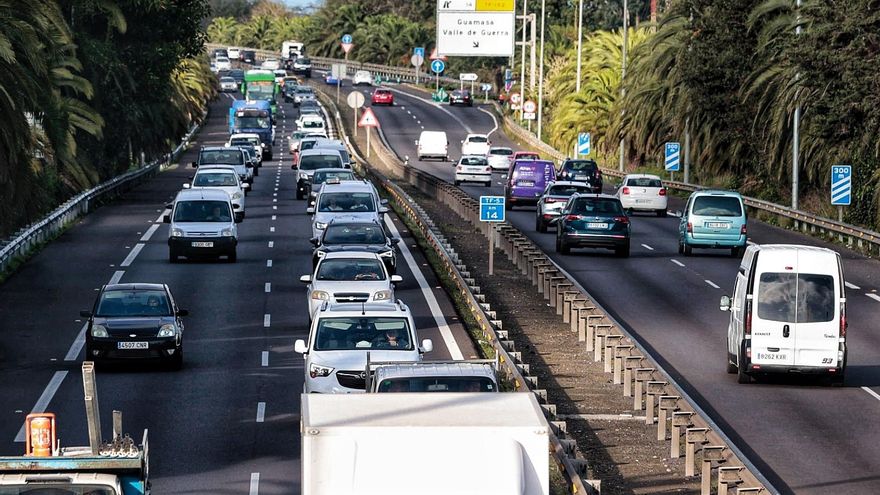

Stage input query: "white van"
[
  {"left": 720, "top": 244, "right": 846, "bottom": 385},
  {"left": 416, "top": 130, "right": 449, "bottom": 161}
]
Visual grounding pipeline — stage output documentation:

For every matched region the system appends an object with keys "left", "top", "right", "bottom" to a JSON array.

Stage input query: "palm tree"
[{"left": 208, "top": 16, "right": 239, "bottom": 45}]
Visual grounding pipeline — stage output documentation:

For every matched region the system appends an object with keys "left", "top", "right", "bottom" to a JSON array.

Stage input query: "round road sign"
[
  {"left": 430, "top": 59, "right": 446, "bottom": 74},
  {"left": 523, "top": 100, "right": 537, "bottom": 113},
  {"left": 341, "top": 34, "right": 353, "bottom": 44},
  {"left": 346, "top": 91, "right": 365, "bottom": 109},
  {"left": 411, "top": 54, "right": 424, "bottom": 67},
  {"left": 509, "top": 92, "right": 522, "bottom": 105}
]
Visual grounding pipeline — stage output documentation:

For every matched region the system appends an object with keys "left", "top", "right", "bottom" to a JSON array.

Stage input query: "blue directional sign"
[
  {"left": 480, "top": 196, "right": 505, "bottom": 223},
  {"left": 664, "top": 142, "right": 681, "bottom": 172},
  {"left": 577, "top": 132, "right": 591, "bottom": 156},
  {"left": 341, "top": 34, "right": 353, "bottom": 44},
  {"left": 831, "top": 165, "right": 852, "bottom": 206},
  {"left": 414, "top": 47, "right": 425, "bottom": 58},
  {"left": 431, "top": 59, "right": 446, "bottom": 74}
]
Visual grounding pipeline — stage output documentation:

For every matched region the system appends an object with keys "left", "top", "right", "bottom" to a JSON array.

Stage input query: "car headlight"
[
  {"left": 309, "top": 363, "right": 335, "bottom": 378},
  {"left": 221, "top": 227, "right": 234, "bottom": 237},
  {"left": 315, "top": 222, "right": 327, "bottom": 230},
  {"left": 171, "top": 228, "right": 184, "bottom": 237},
  {"left": 299, "top": 172, "right": 309, "bottom": 181},
  {"left": 311, "top": 290, "right": 330, "bottom": 301},
  {"left": 232, "top": 191, "right": 243, "bottom": 200},
  {"left": 157, "top": 324, "right": 177, "bottom": 337},
  {"left": 373, "top": 289, "right": 393, "bottom": 301},
  {"left": 378, "top": 249, "right": 394, "bottom": 258},
  {"left": 91, "top": 325, "right": 109, "bottom": 338}
]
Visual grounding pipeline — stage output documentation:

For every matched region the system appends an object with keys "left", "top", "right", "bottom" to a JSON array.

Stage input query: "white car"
[
  {"left": 308, "top": 181, "right": 387, "bottom": 239},
  {"left": 460, "top": 134, "right": 491, "bottom": 156},
  {"left": 293, "top": 301, "right": 432, "bottom": 393},
  {"left": 300, "top": 252, "right": 402, "bottom": 318},
  {"left": 615, "top": 174, "right": 668, "bottom": 216},
  {"left": 487, "top": 146, "right": 514, "bottom": 171},
  {"left": 273, "top": 69, "right": 287, "bottom": 85},
  {"left": 227, "top": 47, "right": 241, "bottom": 60},
  {"left": 453, "top": 155, "right": 492, "bottom": 187},
  {"left": 296, "top": 113, "right": 326, "bottom": 133},
  {"left": 219, "top": 76, "right": 238, "bottom": 92},
  {"left": 186, "top": 166, "right": 248, "bottom": 219},
  {"left": 215, "top": 56, "right": 231, "bottom": 71},
  {"left": 353, "top": 70, "right": 372, "bottom": 86},
  {"left": 261, "top": 58, "right": 281, "bottom": 70},
  {"left": 227, "top": 133, "right": 264, "bottom": 163}
]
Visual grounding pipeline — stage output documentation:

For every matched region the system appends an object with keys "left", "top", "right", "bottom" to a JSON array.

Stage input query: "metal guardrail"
[{"left": 0, "top": 115, "right": 204, "bottom": 276}]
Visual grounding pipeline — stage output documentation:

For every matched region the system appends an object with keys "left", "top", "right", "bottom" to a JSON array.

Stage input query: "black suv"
[
  {"left": 241, "top": 50, "right": 256, "bottom": 64},
  {"left": 449, "top": 90, "right": 473, "bottom": 106},
  {"left": 311, "top": 220, "right": 399, "bottom": 274},
  {"left": 558, "top": 159, "right": 603, "bottom": 193}
]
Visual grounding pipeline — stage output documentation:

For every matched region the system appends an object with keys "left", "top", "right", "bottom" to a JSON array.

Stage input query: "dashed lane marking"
[
  {"left": 14, "top": 371, "right": 68, "bottom": 442},
  {"left": 265, "top": 283, "right": 271, "bottom": 293},
  {"left": 120, "top": 243, "right": 145, "bottom": 267},
  {"left": 140, "top": 224, "right": 160, "bottom": 242},
  {"left": 267, "top": 260, "right": 273, "bottom": 267},
  {"left": 256, "top": 402, "right": 266, "bottom": 423},
  {"left": 845, "top": 282, "right": 860, "bottom": 290},
  {"left": 262, "top": 351, "right": 269, "bottom": 367},
  {"left": 671, "top": 259, "right": 685, "bottom": 267},
  {"left": 263, "top": 314, "right": 271, "bottom": 327},
  {"left": 865, "top": 293, "right": 880, "bottom": 303},
  {"left": 641, "top": 244, "right": 654, "bottom": 251},
  {"left": 705, "top": 280, "right": 721, "bottom": 289},
  {"left": 249, "top": 473, "right": 260, "bottom": 495}
]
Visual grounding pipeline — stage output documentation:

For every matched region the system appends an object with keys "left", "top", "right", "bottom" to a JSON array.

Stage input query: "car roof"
[
  {"left": 322, "top": 251, "right": 382, "bottom": 260},
  {"left": 229, "top": 133, "right": 260, "bottom": 139},
  {"left": 175, "top": 188, "right": 231, "bottom": 201},
  {"left": 374, "top": 362, "right": 496, "bottom": 381},
  {"left": 489, "top": 146, "right": 513, "bottom": 151},
  {"left": 318, "top": 301, "right": 410, "bottom": 315},
  {"left": 299, "top": 148, "right": 342, "bottom": 157},
  {"left": 197, "top": 165, "right": 237, "bottom": 172},
  {"left": 459, "top": 155, "right": 488, "bottom": 160},
  {"left": 104, "top": 283, "right": 166, "bottom": 292},
  {"left": 572, "top": 192, "right": 618, "bottom": 200},
  {"left": 624, "top": 173, "right": 661, "bottom": 180},
  {"left": 690, "top": 189, "right": 743, "bottom": 198},
  {"left": 201, "top": 145, "right": 235, "bottom": 152},
  {"left": 314, "top": 139, "right": 346, "bottom": 149},
  {"left": 547, "top": 181, "right": 591, "bottom": 188},
  {"left": 319, "top": 181, "right": 373, "bottom": 193}
]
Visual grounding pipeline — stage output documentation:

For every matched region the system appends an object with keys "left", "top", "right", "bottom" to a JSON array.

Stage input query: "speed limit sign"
[
  {"left": 522, "top": 100, "right": 537, "bottom": 113},
  {"left": 509, "top": 92, "right": 522, "bottom": 105}
]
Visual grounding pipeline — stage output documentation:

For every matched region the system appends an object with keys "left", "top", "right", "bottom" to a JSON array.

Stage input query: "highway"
[
  {"left": 0, "top": 90, "right": 476, "bottom": 492},
  {"left": 356, "top": 82, "right": 880, "bottom": 494}
]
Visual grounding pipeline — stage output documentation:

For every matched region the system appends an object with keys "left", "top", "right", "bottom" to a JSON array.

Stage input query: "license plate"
[
  {"left": 518, "top": 181, "right": 534, "bottom": 186},
  {"left": 118, "top": 341, "right": 149, "bottom": 350},
  {"left": 635, "top": 199, "right": 650, "bottom": 204},
  {"left": 706, "top": 222, "right": 729, "bottom": 229},
  {"left": 755, "top": 352, "right": 786, "bottom": 361},
  {"left": 192, "top": 241, "right": 214, "bottom": 247},
  {"left": 587, "top": 222, "right": 608, "bottom": 229}
]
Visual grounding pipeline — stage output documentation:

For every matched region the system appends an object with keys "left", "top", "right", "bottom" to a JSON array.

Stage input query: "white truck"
[
  {"left": 301, "top": 393, "right": 550, "bottom": 495},
  {"left": 282, "top": 40, "right": 305, "bottom": 60}
]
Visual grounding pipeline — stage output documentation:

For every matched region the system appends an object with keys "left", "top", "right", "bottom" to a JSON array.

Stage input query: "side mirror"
[
  {"left": 191, "top": 162, "right": 198, "bottom": 168},
  {"left": 309, "top": 237, "right": 320, "bottom": 246},
  {"left": 390, "top": 238, "right": 400, "bottom": 245},
  {"left": 234, "top": 212, "right": 244, "bottom": 223},
  {"left": 378, "top": 206, "right": 389, "bottom": 214},
  {"left": 241, "top": 183, "right": 250, "bottom": 190},
  {"left": 420, "top": 339, "right": 434, "bottom": 354},
  {"left": 182, "top": 183, "right": 191, "bottom": 189},
  {"left": 163, "top": 215, "right": 171, "bottom": 224},
  {"left": 294, "top": 339, "right": 308, "bottom": 354},
  {"left": 165, "top": 203, "right": 173, "bottom": 209},
  {"left": 414, "top": 140, "right": 419, "bottom": 146},
  {"left": 380, "top": 199, "right": 389, "bottom": 205},
  {"left": 177, "top": 309, "right": 189, "bottom": 317},
  {"left": 390, "top": 275, "right": 403, "bottom": 284},
  {"left": 247, "top": 163, "right": 254, "bottom": 168},
  {"left": 719, "top": 295, "right": 731, "bottom": 312},
  {"left": 299, "top": 275, "right": 312, "bottom": 283},
  {"left": 79, "top": 310, "right": 92, "bottom": 318},
  {"left": 306, "top": 207, "right": 315, "bottom": 214}
]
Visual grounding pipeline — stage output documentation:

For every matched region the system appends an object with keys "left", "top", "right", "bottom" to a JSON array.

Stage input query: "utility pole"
[
  {"left": 530, "top": 12, "right": 537, "bottom": 92},
  {"left": 619, "top": 0, "right": 628, "bottom": 172},
  {"left": 684, "top": 116, "right": 691, "bottom": 183},
  {"left": 537, "top": 0, "right": 546, "bottom": 139},
  {"left": 792, "top": 0, "right": 801, "bottom": 210},
  {"left": 518, "top": 0, "right": 528, "bottom": 120},
  {"left": 575, "top": 0, "right": 584, "bottom": 93}
]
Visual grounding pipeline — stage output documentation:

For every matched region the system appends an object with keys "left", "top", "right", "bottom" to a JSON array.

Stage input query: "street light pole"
[
  {"left": 537, "top": 0, "right": 546, "bottom": 139},
  {"left": 519, "top": 0, "right": 528, "bottom": 120},
  {"left": 619, "top": 0, "right": 628, "bottom": 172},
  {"left": 575, "top": 0, "right": 584, "bottom": 93},
  {"left": 792, "top": 0, "right": 801, "bottom": 210}
]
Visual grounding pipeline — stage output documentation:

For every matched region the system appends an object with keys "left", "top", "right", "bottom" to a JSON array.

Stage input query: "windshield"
[
  {"left": 490, "top": 148, "right": 513, "bottom": 156},
  {"left": 173, "top": 200, "right": 232, "bottom": 222},
  {"left": 467, "top": 136, "right": 488, "bottom": 143},
  {"left": 193, "top": 172, "right": 238, "bottom": 187},
  {"left": 324, "top": 224, "right": 386, "bottom": 244},
  {"left": 317, "top": 258, "right": 386, "bottom": 281},
  {"left": 692, "top": 196, "right": 742, "bottom": 217},
  {"left": 564, "top": 160, "right": 597, "bottom": 171},
  {"left": 315, "top": 317, "right": 411, "bottom": 351},
  {"left": 300, "top": 154, "right": 342, "bottom": 171},
  {"left": 96, "top": 289, "right": 171, "bottom": 317},
  {"left": 200, "top": 149, "right": 242, "bottom": 165},
  {"left": 318, "top": 192, "right": 375, "bottom": 212},
  {"left": 571, "top": 198, "right": 624, "bottom": 215},
  {"left": 236, "top": 116, "right": 270, "bottom": 129},
  {"left": 248, "top": 86, "right": 275, "bottom": 101},
  {"left": 314, "top": 170, "right": 355, "bottom": 184},
  {"left": 626, "top": 177, "right": 662, "bottom": 188},
  {"left": 548, "top": 184, "right": 591, "bottom": 196},
  {"left": 377, "top": 376, "right": 496, "bottom": 392}
]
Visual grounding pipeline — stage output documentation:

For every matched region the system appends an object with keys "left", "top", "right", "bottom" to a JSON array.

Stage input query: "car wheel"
[
  {"left": 536, "top": 216, "right": 547, "bottom": 233},
  {"left": 656, "top": 209, "right": 666, "bottom": 217},
  {"left": 555, "top": 236, "right": 561, "bottom": 253},
  {"left": 677, "top": 241, "right": 684, "bottom": 255},
  {"left": 227, "top": 249, "right": 237, "bottom": 263},
  {"left": 168, "top": 347, "right": 183, "bottom": 371},
  {"left": 560, "top": 239, "right": 571, "bottom": 255},
  {"left": 737, "top": 345, "right": 752, "bottom": 384},
  {"left": 615, "top": 242, "right": 630, "bottom": 258},
  {"left": 169, "top": 249, "right": 180, "bottom": 263},
  {"left": 683, "top": 243, "right": 693, "bottom": 256}
]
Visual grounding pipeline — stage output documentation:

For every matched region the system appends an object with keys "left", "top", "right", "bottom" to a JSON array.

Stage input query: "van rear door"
[
  {"left": 751, "top": 269, "right": 797, "bottom": 367},
  {"left": 791, "top": 250, "right": 840, "bottom": 368}
]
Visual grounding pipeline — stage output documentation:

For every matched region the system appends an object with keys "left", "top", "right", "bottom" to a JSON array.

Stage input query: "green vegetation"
[{"left": 1, "top": 0, "right": 214, "bottom": 238}]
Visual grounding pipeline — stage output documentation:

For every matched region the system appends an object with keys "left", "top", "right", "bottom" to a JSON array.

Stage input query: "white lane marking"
[
  {"left": 262, "top": 351, "right": 269, "bottom": 367},
  {"left": 268, "top": 241, "right": 274, "bottom": 248},
  {"left": 641, "top": 244, "right": 654, "bottom": 251},
  {"left": 249, "top": 473, "right": 260, "bottom": 495},
  {"left": 140, "top": 224, "right": 160, "bottom": 242},
  {"left": 263, "top": 314, "right": 271, "bottom": 327},
  {"left": 109, "top": 270, "right": 125, "bottom": 284},
  {"left": 267, "top": 259, "right": 273, "bottom": 267},
  {"left": 256, "top": 402, "right": 266, "bottom": 423},
  {"left": 273, "top": 206, "right": 277, "bottom": 210},
  {"left": 65, "top": 323, "right": 88, "bottom": 361},
  {"left": 863, "top": 387, "right": 880, "bottom": 402},
  {"left": 383, "top": 217, "right": 463, "bottom": 359},
  {"left": 845, "top": 282, "right": 860, "bottom": 290},
  {"left": 866, "top": 293, "right": 880, "bottom": 303},
  {"left": 671, "top": 259, "right": 685, "bottom": 267},
  {"left": 477, "top": 107, "right": 500, "bottom": 137},
  {"left": 154, "top": 212, "right": 167, "bottom": 223},
  {"left": 15, "top": 371, "right": 68, "bottom": 442},
  {"left": 272, "top": 215, "right": 277, "bottom": 221},
  {"left": 270, "top": 227, "right": 275, "bottom": 233},
  {"left": 705, "top": 280, "right": 721, "bottom": 289},
  {"left": 265, "top": 283, "right": 271, "bottom": 293},
  {"left": 120, "top": 243, "right": 145, "bottom": 267},
  {"left": 387, "top": 88, "right": 474, "bottom": 133}
]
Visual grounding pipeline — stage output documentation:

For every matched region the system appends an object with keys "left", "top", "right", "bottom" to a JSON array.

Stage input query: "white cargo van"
[
  {"left": 720, "top": 244, "right": 847, "bottom": 385},
  {"left": 416, "top": 130, "right": 448, "bottom": 161}
]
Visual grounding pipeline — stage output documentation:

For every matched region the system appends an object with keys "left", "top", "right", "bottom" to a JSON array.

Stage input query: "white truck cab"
[{"left": 721, "top": 244, "right": 847, "bottom": 385}]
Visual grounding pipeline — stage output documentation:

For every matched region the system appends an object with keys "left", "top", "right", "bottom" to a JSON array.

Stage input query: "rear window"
[
  {"left": 548, "top": 184, "right": 592, "bottom": 196},
  {"left": 467, "top": 136, "right": 488, "bottom": 143},
  {"left": 571, "top": 198, "right": 623, "bottom": 215},
  {"left": 490, "top": 148, "right": 513, "bottom": 156},
  {"left": 460, "top": 156, "right": 488, "bottom": 166},
  {"left": 376, "top": 89, "right": 391, "bottom": 95},
  {"left": 193, "top": 172, "right": 237, "bottom": 187},
  {"left": 324, "top": 224, "right": 386, "bottom": 244},
  {"left": 300, "top": 154, "right": 342, "bottom": 170},
  {"left": 377, "top": 377, "right": 496, "bottom": 392},
  {"left": 627, "top": 177, "right": 662, "bottom": 188},
  {"left": 314, "top": 170, "right": 355, "bottom": 184},
  {"left": 692, "top": 196, "right": 743, "bottom": 217},
  {"left": 200, "top": 149, "right": 243, "bottom": 165},
  {"left": 757, "top": 273, "right": 835, "bottom": 323},
  {"left": 563, "top": 160, "right": 597, "bottom": 171}
]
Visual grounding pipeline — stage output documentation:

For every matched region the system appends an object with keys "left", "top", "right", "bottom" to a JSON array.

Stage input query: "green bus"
[{"left": 243, "top": 69, "right": 278, "bottom": 115}]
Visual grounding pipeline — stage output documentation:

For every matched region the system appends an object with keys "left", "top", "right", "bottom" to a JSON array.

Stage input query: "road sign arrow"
[{"left": 473, "top": 41, "right": 480, "bottom": 48}]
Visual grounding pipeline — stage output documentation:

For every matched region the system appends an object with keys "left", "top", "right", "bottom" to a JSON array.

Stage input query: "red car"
[
  {"left": 512, "top": 151, "right": 540, "bottom": 161},
  {"left": 371, "top": 88, "right": 394, "bottom": 106}
]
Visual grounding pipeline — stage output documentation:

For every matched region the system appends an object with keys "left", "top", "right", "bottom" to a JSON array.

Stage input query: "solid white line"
[
  {"left": 262, "top": 351, "right": 269, "bottom": 367},
  {"left": 268, "top": 241, "right": 274, "bottom": 248},
  {"left": 267, "top": 259, "right": 273, "bottom": 267},
  {"left": 865, "top": 293, "right": 880, "bottom": 303},
  {"left": 249, "top": 473, "right": 260, "bottom": 495},
  {"left": 120, "top": 243, "right": 145, "bottom": 267},
  {"left": 705, "top": 280, "right": 721, "bottom": 289},
  {"left": 640, "top": 244, "right": 654, "bottom": 251},
  {"left": 265, "top": 283, "right": 271, "bottom": 293},
  {"left": 671, "top": 259, "right": 685, "bottom": 267},
  {"left": 15, "top": 371, "right": 68, "bottom": 442},
  {"left": 477, "top": 107, "right": 500, "bottom": 137},
  {"left": 256, "top": 402, "right": 266, "bottom": 423},
  {"left": 845, "top": 282, "right": 860, "bottom": 290},
  {"left": 154, "top": 212, "right": 167, "bottom": 223},
  {"left": 862, "top": 387, "right": 880, "bottom": 402},
  {"left": 64, "top": 323, "right": 88, "bottom": 361},
  {"left": 263, "top": 314, "right": 271, "bottom": 327},
  {"left": 109, "top": 270, "right": 125, "bottom": 285},
  {"left": 383, "top": 218, "right": 463, "bottom": 360},
  {"left": 140, "top": 224, "right": 160, "bottom": 242}
]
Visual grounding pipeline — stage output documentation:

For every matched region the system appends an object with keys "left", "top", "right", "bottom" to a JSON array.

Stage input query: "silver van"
[
  {"left": 720, "top": 244, "right": 846, "bottom": 385},
  {"left": 165, "top": 188, "right": 241, "bottom": 263}
]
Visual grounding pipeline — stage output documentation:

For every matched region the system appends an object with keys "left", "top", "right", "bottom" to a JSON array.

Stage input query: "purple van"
[{"left": 504, "top": 159, "right": 557, "bottom": 209}]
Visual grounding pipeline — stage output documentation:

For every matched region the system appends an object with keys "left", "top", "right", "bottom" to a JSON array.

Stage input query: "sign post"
[
  {"left": 577, "top": 132, "right": 591, "bottom": 157},
  {"left": 332, "top": 63, "right": 347, "bottom": 104},
  {"left": 831, "top": 165, "right": 852, "bottom": 222},
  {"left": 340, "top": 35, "right": 353, "bottom": 104},
  {"left": 481, "top": 83, "right": 492, "bottom": 103},
  {"left": 480, "top": 196, "right": 506, "bottom": 275},
  {"left": 411, "top": 53, "right": 424, "bottom": 85},
  {"left": 664, "top": 142, "right": 681, "bottom": 181},
  {"left": 431, "top": 59, "right": 446, "bottom": 93},
  {"left": 358, "top": 107, "right": 379, "bottom": 158},
  {"left": 346, "top": 91, "right": 365, "bottom": 137}
]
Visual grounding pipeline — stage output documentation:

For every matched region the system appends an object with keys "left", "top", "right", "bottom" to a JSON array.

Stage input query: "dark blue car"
[{"left": 554, "top": 194, "right": 630, "bottom": 257}]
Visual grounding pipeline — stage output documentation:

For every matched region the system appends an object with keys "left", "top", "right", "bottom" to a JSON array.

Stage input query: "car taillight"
[
  {"left": 741, "top": 224, "right": 747, "bottom": 235},
  {"left": 484, "top": 166, "right": 492, "bottom": 172},
  {"left": 456, "top": 166, "right": 463, "bottom": 172},
  {"left": 687, "top": 222, "right": 693, "bottom": 233},
  {"left": 659, "top": 188, "right": 667, "bottom": 196},
  {"left": 565, "top": 214, "right": 581, "bottom": 221},
  {"left": 745, "top": 300, "right": 752, "bottom": 336},
  {"left": 840, "top": 302, "right": 847, "bottom": 337},
  {"left": 613, "top": 216, "right": 629, "bottom": 225},
  {"left": 622, "top": 187, "right": 630, "bottom": 195}
]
